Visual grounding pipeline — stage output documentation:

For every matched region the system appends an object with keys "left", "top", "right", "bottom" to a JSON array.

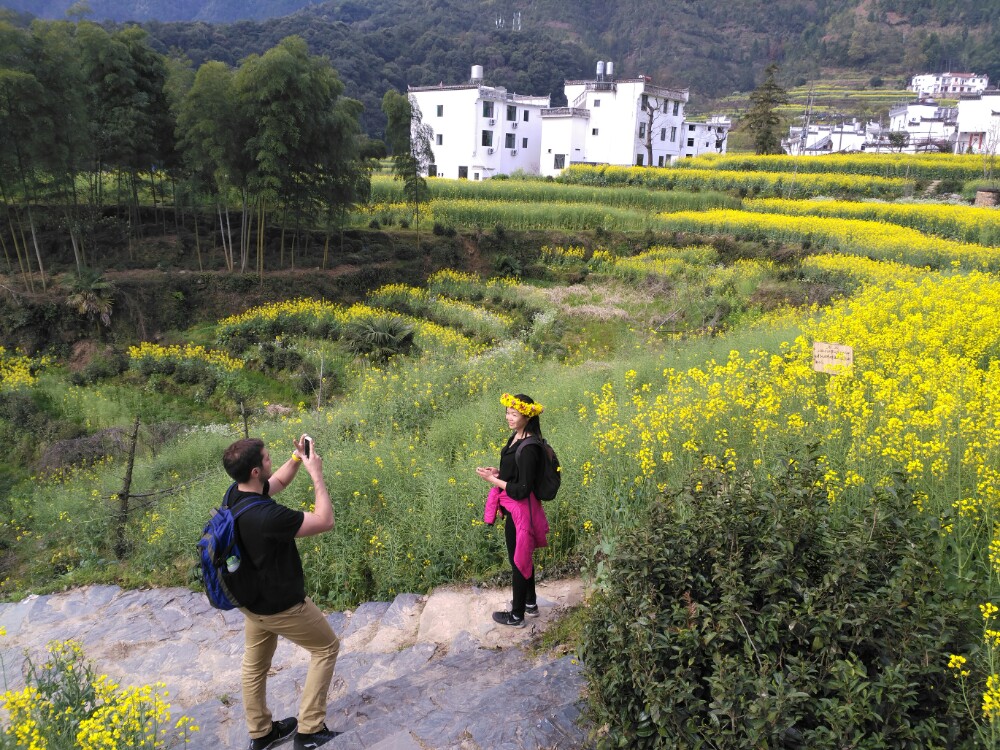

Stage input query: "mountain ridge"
[{"left": 3, "top": 0, "right": 999, "bottom": 135}]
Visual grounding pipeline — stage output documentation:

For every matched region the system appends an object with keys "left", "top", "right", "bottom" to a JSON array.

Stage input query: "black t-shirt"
[
  {"left": 499, "top": 433, "right": 543, "bottom": 501},
  {"left": 231, "top": 480, "right": 306, "bottom": 615}
]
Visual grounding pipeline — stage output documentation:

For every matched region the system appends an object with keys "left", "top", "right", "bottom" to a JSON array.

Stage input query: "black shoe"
[
  {"left": 249, "top": 717, "right": 297, "bottom": 750},
  {"left": 492, "top": 610, "right": 525, "bottom": 627},
  {"left": 293, "top": 725, "right": 342, "bottom": 749},
  {"left": 512, "top": 601, "right": 540, "bottom": 617}
]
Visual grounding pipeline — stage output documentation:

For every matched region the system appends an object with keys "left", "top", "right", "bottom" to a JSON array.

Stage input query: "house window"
[
  {"left": 687, "top": 138, "right": 695, "bottom": 147},
  {"left": 474, "top": 172, "right": 480, "bottom": 180},
  {"left": 522, "top": 137, "right": 528, "bottom": 148},
  {"left": 670, "top": 126, "right": 677, "bottom": 142},
  {"left": 662, "top": 99, "right": 669, "bottom": 113},
  {"left": 673, "top": 101, "right": 680, "bottom": 115},
  {"left": 483, "top": 101, "right": 494, "bottom": 118},
  {"left": 436, "top": 105, "right": 443, "bottom": 117},
  {"left": 428, "top": 164, "right": 437, "bottom": 177},
  {"left": 592, "top": 128, "right": 599, "bottom": 136},
  {"left": 507, "top": 105, "right": 517, "bottom": 121},
  {"left": 660, "top": 127, "right": 666, "bottom": 141},
  {"left": 688, "top": 124, "right": 695, "bottom": 131},
  {"left": 554, "top": 154, "right": 566, "bottom": 169},
  {"left": 482, "top": 130, "right": 493, "bottom": 147},
  {"left": 505, "top": 133, "right": 516, "bottom": 148},
  {"left": 594, "top": 99, "right": 601, "bottom": 107},
  {"left": 436, "top": 134, "right": 443, "bottom": 145},
  {"left": 638, "top": 123, "right": 646, "bottom": 138},
  {"left": 459, "top": 166, "right": 468, "bottom": 179},
  {"left": 658, "top": 156, "right": 664, "bottom": 166},
  {"left": 523, "top": 110, "right": 530, "bottom": 121},
  {"left": 636, "top": 153, "right": 644, "bottom": 166},
  {"left": 641, "top": 94, "right": 649, "bottom": 109}
]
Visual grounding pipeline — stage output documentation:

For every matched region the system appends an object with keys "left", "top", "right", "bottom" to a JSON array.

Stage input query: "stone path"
[{"left": 0, "top": 579, "right": 589, "bottom": 749}]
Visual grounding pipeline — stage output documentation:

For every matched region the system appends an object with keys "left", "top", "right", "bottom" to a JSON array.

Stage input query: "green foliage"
[
  {"left": 740, "top": 64, "right": 789, "bottom": 155},
  {"left": 582, "top": 449, "right": 974, "bottom": 749},
  {"left": 0, "top": 640, "right": 198, "bottom": 748},
  {"left": 341, "top": 315, "right": 415, "bottom": 362}
]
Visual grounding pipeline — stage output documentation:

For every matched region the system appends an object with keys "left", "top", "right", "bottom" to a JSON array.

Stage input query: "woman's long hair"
[{"left": 514, "top": 393, "right": 543, "bottom": 439}]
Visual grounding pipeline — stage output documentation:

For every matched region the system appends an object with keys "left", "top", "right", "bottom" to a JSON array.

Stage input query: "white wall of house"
[
  {"left": 910, "top": 72, "right": 989, "bottom": 96},
  {"left": 566, "top": 78, "right": 688, "bottom": 167},
  {"left": 411, "top": 65, "right": 728, "bottom": 179},
  {"left": 681, "top": 117, "right": 731, "bottom": 158},
  {"left": 784, "top": 121, "right": 871, "bottom": 155},
  {"left": 409, "top": 80, "right": 548, "bottom": 180},
  {"left": 955, "top": 92, "right": 1000, "bottom": 154},
  {"left": 538, "top": 110, "right": 589, "bottom": 177}
]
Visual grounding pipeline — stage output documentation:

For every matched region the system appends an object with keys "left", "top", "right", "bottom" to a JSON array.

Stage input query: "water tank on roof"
[
  {"left": 596, "top": 61, "right": 605, "bottom": 78},
  {"left": 607, "top": 61, "right": 614, "bottom": 77},
  {"left": 471, "top": 65, "right": 484, "bottom": 82}
]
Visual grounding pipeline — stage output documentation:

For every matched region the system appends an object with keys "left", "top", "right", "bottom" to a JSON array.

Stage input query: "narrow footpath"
[{"left": 0, "top": 579, "right": 589, "bottom": 750}]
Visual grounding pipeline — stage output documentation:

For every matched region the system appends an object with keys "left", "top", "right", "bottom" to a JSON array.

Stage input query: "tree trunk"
[
  {"left": 27, "top": 207, "right": 46, "bottom": 292},
  {"left": 113, "top": 416, "right": 141, "bottom": 560}
]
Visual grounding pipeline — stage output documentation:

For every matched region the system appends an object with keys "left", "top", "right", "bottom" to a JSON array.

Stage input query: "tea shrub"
[{"left": 583, "top": 448, "right": 974, "bottom": 749}]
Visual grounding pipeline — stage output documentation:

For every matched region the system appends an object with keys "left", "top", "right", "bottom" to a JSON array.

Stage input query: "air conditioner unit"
[
  {"left": 512, "top": 122, "right": 518, "bottom": 129},
  {"left": 487, "top": 147, "right": 494, "bottom": 154},
  {"left": 488, "top": 118, "right": 496, "bottom": 125}
]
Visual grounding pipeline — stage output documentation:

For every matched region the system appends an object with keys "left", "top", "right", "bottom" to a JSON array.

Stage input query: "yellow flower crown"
[{"left": 501, "top": 392, "right": 544, "bottom": 418}]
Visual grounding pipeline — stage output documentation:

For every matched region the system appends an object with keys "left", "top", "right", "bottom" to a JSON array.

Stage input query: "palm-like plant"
[
  {"left": 342, "top": 316, "right": 415, "bottom": 362},
  {"left": 62, "top": 269, "right": 115, "bottom": 337}
]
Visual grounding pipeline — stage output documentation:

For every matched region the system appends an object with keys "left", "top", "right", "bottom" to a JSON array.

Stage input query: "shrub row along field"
[
  {"left": 369, "top": 175, "right": 740, "bottom": 212},
  {"left": 558, "top": 163, "right": 914, "bottom": 199},
  {"left": 658, "top": 208, "right": 1000, "bottom": 270},
  {"left": 684, "top": 151, "right": 987, "bottom": 180},
  {"left": 746, "top": 197, "right": 1000, "bottom": 246}
]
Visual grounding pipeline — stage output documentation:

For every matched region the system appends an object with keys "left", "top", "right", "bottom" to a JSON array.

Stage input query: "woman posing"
[{"left": 476, "top": 393, "right": 550, "bottom": 627}]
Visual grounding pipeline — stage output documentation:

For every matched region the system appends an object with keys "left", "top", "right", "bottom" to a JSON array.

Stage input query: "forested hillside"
[{"left": 4, "top": 0, "right": 1000, "bottom": 135}]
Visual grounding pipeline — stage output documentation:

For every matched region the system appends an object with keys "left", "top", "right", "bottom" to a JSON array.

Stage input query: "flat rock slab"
[{"left": 0, "top": 579, "right": 589, "bottom": 749}]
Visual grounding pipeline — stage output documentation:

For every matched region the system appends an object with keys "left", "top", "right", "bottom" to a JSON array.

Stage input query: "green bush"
[
  {"left": 582, "top": 447, "right": 974, "bottom": 749},
  {"left": 342, "top": 315, "right": 415, "bottom": 362}
]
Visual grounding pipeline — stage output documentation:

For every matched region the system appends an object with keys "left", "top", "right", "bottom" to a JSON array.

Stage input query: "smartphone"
[{"left": 302, "top": 434, "right": 312, "bottom": 457}]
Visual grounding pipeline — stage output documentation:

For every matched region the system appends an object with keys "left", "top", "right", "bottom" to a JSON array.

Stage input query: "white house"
[
  {"left": 885, "top": 98, "right": 957, "bottom": 150},
  {"left": 408, "top": 66, "right": 550, "bottom": 181},
  {"left": 955, "top": 90, "right": 1000, "bottom": 154},
  {"left": 408, "top": 63, "right": 730, "bottom": 179},
  {"left": 784, "top": 120, "right": 873, "bottom": 155},
  {"left": 680, "top": 116, "right": 732, "bottom": 158},
  {"left": 539, "top": 63, "right": 694, "bottom": 177},
  {"left": 910, "top": 72, "right": 989, "bottom": 97}
]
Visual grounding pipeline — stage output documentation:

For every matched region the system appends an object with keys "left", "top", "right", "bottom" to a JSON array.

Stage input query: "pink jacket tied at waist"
[{"left": 484, "top": 486, "right": 549, "bottom": 579}]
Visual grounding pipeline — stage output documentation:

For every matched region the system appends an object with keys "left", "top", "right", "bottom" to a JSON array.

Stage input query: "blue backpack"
[{"left": 197, "top": 483, "right": 269, "bottom": 610}]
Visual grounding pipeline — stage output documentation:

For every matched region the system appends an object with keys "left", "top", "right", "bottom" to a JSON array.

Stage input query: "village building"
[
  {"left": 783, "top": 119, "right": 874, "bottom": 155},
  {"left": 409, "top": 64, "right": 730, "bottom": 179},
  {"left": 909, "top": 72, "right": 989, "bottom": 97},
  {"left": 883, "top": 98, "right": 957, "bottom": 151},
  {"left": 539, "top": 63, "right": 693, "bottom": 176},
  {"left": 680, "top": 116, "right": 732, "bottom": 158},
  {"left": 954, "top": 90, "right": 1000, "bottom": 154},
  {"left": 408, "top": 66, "right": 549, "bottom": 181}
]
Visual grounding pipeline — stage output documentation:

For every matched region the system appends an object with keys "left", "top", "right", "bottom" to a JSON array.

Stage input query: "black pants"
[{"left": 504, "top": 511, "right": 535, "bottom": 618}]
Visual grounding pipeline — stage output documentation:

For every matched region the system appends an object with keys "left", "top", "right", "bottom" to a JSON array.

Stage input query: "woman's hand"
[{"left": 475, "top": 466, "right": 499, "bottom": 483}]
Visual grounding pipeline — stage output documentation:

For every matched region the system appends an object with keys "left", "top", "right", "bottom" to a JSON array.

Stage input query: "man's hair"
[{"left": 223, "top": 438, "right": 265, "bottom": 482}]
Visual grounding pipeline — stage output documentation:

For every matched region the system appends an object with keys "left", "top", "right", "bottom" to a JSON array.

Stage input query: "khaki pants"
[{"left": 241, "top": 597, "right": 340, "bottom": 737}]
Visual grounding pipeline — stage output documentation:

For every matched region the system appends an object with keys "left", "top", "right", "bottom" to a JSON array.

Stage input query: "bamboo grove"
[{"left": 0, "top": 21, "right": 376, "bottom": 289}]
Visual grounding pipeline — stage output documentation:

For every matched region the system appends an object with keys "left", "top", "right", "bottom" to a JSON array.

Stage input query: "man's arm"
[
  {"left": 296, "top": 446, "right": 334, "bottom": 537},
  {"left": 269, "top": 434, "right": 309, "bottom": 495},
  {"left": 268, "top": 455, "right": 301, "bottom": 495}
]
